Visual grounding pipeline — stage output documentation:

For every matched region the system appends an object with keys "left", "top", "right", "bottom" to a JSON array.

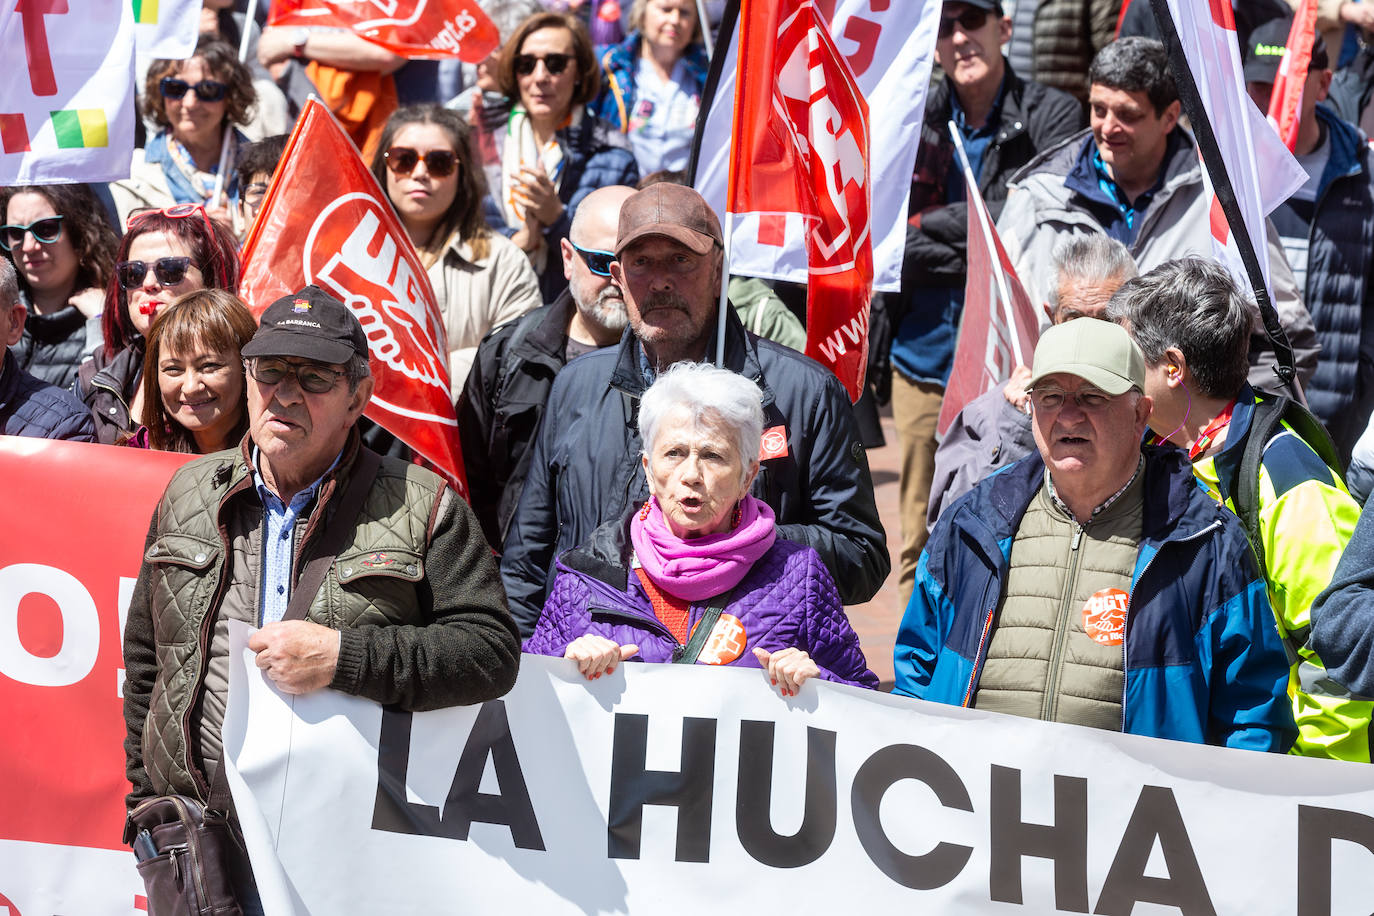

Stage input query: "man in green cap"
[{"left": 893, "top": 318, "right": 1296, "bottom": 752}]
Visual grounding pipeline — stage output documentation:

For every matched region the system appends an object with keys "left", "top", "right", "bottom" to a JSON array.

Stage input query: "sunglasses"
[
  {"left": 116, "top": 257, "right": 194, "bottom": 290},
  {"left": 938, "top": 7, "right": 991, "bottom": 37},
  {"left": 159, "top": 77, "right": 229, "bottom": 102},
  {"left": 383, "top": 146, "right": 459, "bottom": 179},
  {"left": 0, "top": 215, "right": 64, "bottom": 251},
  {"left": 513, "top": 52, "right": 572, "bottom": 77},
  {"left": 570, "top": 241, "right": 615, "bottom": 277},
  {"left": 246, "top": 357, "right": 344, "bottom": 394}
]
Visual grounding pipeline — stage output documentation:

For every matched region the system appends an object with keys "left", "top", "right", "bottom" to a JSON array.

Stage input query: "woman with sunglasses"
[
  {"left": 0, "top": 184, "right": 119, "bottom": 390},
  {"left": 591, "top": 0, "right": 708, "bottom": 176},
  {"left": 109, "top": 35, "right": 257, "bottom": 227},
  {"left": 131, "top": 289, "right": 255, "bottom": 454},
  {"left": 492, "top": 12, "right": 639, "bottom": 302},
  {"left": 77, "top": 205, "right": 241, "bottom": 445},
  {"left": 371, "top": 105, "right": 542, "bottom": 393}
]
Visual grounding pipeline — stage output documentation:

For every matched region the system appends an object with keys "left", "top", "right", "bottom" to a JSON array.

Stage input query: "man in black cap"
[
  {"left": 121, "top": 286, "right": 520, "bottom": 907},
  {"left": 500, "top": 183, "right": 889, "bottom": 635},
  {"left": 1244, "top": 18, "right": 1374, "bottom": 460}
]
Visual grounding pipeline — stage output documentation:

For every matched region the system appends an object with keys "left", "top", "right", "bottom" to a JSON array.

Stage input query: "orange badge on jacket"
[{"left": 1083, "top": 588, "right": 1129, "bottom": 646}]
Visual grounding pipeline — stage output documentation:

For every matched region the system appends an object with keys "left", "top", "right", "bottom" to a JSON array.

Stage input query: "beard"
[{"left": 579, "top": 284, "right": 629, "bottom": 337}]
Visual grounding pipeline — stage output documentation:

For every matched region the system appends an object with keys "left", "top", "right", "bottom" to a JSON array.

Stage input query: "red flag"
[
  {"left": 240, "top": 99, "right": 469, "bottom": 498},
  {"left": 268, "top": 0, "right": 499, "bottom": 62},
  {"left": 727, "top": 0, "right": 873, "bottom": 402},
  {"left": 938, "top": 131, "right": 1040, "bottom": 436},
  {"left": 1266, "top": 0, "right": 1319, "bottom": 152}
]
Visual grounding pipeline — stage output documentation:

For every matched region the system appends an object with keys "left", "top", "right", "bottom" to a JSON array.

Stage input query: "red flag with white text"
[
  {"left": 268, "top": 0, "right": 499, "bottom": 61},
  {"left": 938, "top": 143, "right": 1041, "bottom": 437},
  {"left": 1266, "top": 0, "right": 1319, "bottom": 152},
  {"left": 239, "top": 99, "right": 468, "bottom": 498},
  {"left": 727, "top": 0, "right": 873, "bottom": 402}
]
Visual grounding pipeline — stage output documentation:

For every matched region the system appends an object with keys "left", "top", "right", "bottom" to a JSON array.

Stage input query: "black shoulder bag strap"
[{"left": 672, "top": 590, "right": 733, "bottom": 664}]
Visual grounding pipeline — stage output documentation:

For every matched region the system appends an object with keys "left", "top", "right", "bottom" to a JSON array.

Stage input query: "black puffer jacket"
[
  {"left": 11, "top": 300, "right": 99, "bottom": 391},
  {"left": 458, "top": 290, "right": 579, "bottom": 551},
  {"left": 0, "top": 348, "right": 96, "bottom": 441},
  {"left": 76, "top": 340, "right": 144, "bottom": 445},
  {"left": 499, "top": 307, "right": 890, "bottom": 635}
]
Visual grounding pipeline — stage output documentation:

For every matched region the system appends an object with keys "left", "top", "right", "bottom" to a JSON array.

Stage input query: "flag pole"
[
  {"left": 209, "top": 0, "right": 260, "bottom": 208},
  {"left": 949, "top": 121, "right": 1024, "bottom": 367},
  {"left": 696, "top": 0, "right": 715, "bottom": 57},
  {"left": 716, "top": 216, "right": 732, "bottom": 367},
  {"left": 1145, "top": 0, "right": 1297, "bottom": 396}
]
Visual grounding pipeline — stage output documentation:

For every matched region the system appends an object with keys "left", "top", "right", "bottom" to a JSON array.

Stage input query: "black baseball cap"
[
  {"left": 241, "top": 285, "right": 369, "bottom": 365},
  {"left": 946, "top": 0, "right": 1003, "bottom": 12},
  {"left": 1244, "top": 18, "right": 1328, "bottom": 84}
]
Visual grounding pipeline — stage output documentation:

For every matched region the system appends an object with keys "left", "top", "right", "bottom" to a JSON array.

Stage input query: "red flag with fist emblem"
[
  {"left": 268, "top": 0, "right": 499, "bottom": 61},
  {"left": 727, "top": 0, "right": 874, "bottom": 402},
  {"left": 240, "top": 98, "right": 468, "bottom": 497}
]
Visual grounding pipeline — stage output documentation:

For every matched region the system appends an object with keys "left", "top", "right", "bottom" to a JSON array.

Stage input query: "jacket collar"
[
  {"left": 927, "top": 62, "right": 1029, "bottom": 143},
  {"left": 558, "top": 509, "right": 636, "bottom": 591},
  {"left": 518, "top": 288, "right": 580, "bottom": 362},
  {"left": 0, "top": 348, "right": 19, "bottom": 409},
  {"left": 1313, "top": 105, "right": 1367, "bottom": 197},
  {"left": 608, "top": 303, "right": 774, "bottom": 406}
]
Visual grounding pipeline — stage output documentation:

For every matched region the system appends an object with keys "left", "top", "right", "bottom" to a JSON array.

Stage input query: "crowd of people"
[{"left": 7, "top": 0, "right": 1374, "bottom": 907}]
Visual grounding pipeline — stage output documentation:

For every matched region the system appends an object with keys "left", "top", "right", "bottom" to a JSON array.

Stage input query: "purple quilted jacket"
[{"left": 523, "top": 515, "right": 878, "bottom": 688}]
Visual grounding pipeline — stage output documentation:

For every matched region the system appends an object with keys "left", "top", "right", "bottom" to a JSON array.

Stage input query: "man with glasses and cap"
[
  {"left": 122, "top": 285, "right": 520, "bottom": 908},
  {"left": 458, "top": 184, "right": 637, "bottom": 552},
  {"left": 893, "top": 317, "right": 1295, "bottom": 752},
  {"left": 500, "top": 182, "right": 888, "bottom": 637}
]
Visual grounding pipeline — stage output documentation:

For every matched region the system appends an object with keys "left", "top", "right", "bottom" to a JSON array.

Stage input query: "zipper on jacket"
[
  {"left": 1043, "top": 520, "right": 1088, "bottom": 722},
  {"left": 1118, "top": 519, "right": 1222, "bottom": 733},
  {"left": 962, "top": 604, "right": 998, "bottom": 707}
]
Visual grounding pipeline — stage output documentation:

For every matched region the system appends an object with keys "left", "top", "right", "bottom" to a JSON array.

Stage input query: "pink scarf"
[{"left": 630, "top": 495, "right": 777, "bottom": 602}]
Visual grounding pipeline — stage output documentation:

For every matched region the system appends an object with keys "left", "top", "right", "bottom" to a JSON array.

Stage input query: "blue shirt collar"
[
  {"left": 251, "top": 445, "right": 344, "bottom": 511},
  {"left": 949, "top": 74, "right": 1007, "bottom": 137}
]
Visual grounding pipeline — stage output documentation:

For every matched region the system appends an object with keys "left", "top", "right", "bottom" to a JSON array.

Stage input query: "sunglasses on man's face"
[
  {"left": 246, "top": 357, "right": 344, "bottom": 394},
  {"left": 571, "top": 241, "right": 615, "bottom": 277},
  {"left": 383, "top": 146, "right": 459, "bottom": 179},
  {"left": 513, "top": 52, "right": 572, "bottom": 77},
  {"left": 116, "top": 257, "right": 193, "bottom": 290},
  {"left": 938, "top": 7, "right": 991, "bottom": 37},
  {"left": 159, "top": 77, "right": 229, "bottom": 102},
  {"left": 0, "top": 216, "right": 63, "bottom": 251}
]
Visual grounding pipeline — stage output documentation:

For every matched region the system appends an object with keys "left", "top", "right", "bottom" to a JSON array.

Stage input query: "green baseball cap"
[{"left": 1027, "top": 317, "right": 1145, "bottom": 396}]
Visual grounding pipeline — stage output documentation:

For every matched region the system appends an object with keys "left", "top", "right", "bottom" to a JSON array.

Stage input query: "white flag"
[{"left": 133, "top": 0, "right": 202, "bottom": 58}]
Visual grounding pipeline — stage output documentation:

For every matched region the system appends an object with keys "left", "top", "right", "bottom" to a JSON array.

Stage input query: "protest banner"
[
  {"left": 937, "top": 127, "right": 1041, "bottom": 437},
  {"left": 223, "top": 625, "right": 1374, "bottom": 914},
  {"left": 239, "top": 97, "right": 469, "bottom": 497},
  {"left": 0, "top": 437, "right": 191, "bottom": 915},
  {"left": 726, "top": 0, "right": 873, "bottom": 402},
  {"left": 692, "top": 0, "right": 940, "bottom": 293},
  {"left": 0, "top": 0, "right": 137, "bottom": 184},
  {"left": 267, "top": 0, "right": 498, "bottom": 61},
  {"left": 132, "top": 0, "right": 201, "bottom": 60}
]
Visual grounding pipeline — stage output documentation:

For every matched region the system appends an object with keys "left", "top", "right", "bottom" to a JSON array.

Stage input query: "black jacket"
[
  {"left": 499, "top": 307, "right": 890, "bottom": 635},
  {"left": 0, "top": 348, "right": 96, "bottom": 441},
  {"left": 77, "top": 340, "right": 143, "bottom": 445},
  {"left": 458, "top": 290, "right": 581, "bottom": 550}
]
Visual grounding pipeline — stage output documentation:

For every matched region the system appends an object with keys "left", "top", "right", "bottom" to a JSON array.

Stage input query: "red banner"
[
  {"left": 727, "top": 0, "right": 874, "bottom": 402},
  {"left": 268, "top": 0, "right": 499, "bottom": 62},
  {"left": 240, "top": 98, "right": 469, "bottom": 498},
  {"left": 938, "top": 144, "right": 1040, "bottom": 436},
  {"left": 1266, "top": 0, "right": 1319, "bottom": 153}
]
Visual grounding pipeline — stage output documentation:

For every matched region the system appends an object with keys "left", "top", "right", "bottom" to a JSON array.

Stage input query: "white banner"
[
  {"left": 223, "top": 622, "right": 1374, "bottom": 915},
  {"left": 0, "top": 0, "right": 136, "bottom": 184},
  {"left": 133, "top": 0, "right": 202, "bottom": 59},
  {"left": 693, "top": 0, "right": 939, "bottom": 292}
]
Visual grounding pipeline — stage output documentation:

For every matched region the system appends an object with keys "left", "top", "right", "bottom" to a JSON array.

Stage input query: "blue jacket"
[
  {"left": 591, "top": 33, "right": 710, "bottom": 133},
  {"left": 0, "top": 348, "right": 96, "bottom": 441},
  {"left": 893, "top": 446, "right": 1295, "bottom": 752}
]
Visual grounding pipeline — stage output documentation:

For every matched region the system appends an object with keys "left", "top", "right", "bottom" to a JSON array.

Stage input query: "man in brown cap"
[
  {"left": 500, "top": 183, "right": 889, "bottom": 635},
  {"left": 122, "top": 286, "right": 520, "bottom": 907}
]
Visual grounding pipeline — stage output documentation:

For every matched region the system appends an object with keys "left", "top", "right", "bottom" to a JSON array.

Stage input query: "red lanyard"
[{"left": 1188, "top": 398, "right": 1237, "bottom": 460}]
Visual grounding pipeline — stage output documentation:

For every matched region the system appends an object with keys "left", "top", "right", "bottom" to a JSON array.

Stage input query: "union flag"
[{"left": 268, "top": 0, "right": 498, "bottom": 61}]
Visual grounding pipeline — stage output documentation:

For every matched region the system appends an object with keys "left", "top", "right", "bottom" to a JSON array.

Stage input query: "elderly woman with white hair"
[{"left": 524, "top": 362, "right": 878, "bottom": 694}]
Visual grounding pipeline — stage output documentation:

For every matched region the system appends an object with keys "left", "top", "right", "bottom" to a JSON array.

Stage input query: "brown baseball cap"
[{"left": 615, "top": 183, "right": 723, "bottom": 257}]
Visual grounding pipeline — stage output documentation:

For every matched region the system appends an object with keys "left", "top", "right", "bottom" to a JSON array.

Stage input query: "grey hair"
[
  {"left": 344, "top": 353, "right": 371, "bottom": 394},
  {"left": 1105, "top": 257, "right": 1251, "bottom": 399},
  {"left": 0, "top": 257, "right": 16, "bottom": 308},
  {"left": 638, "top": 362, "right": 764, "bottom": 485},
  {"left": 1047, "top": 234, "right": 1138, "bottom": 315},
  {"left": 1089, "top": 37, "right": 1178, "bottom": 113}
]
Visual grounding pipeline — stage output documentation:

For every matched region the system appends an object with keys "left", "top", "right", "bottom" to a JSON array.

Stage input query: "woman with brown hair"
[
  {"left": 490, "top": 11, "right": 639, "bottom": 302},
  {"left": 371, "top": 104, "right": 542, "bottom": 392},
  {"left": 134, "top": 289, "right": 256, "bottom": 453}
]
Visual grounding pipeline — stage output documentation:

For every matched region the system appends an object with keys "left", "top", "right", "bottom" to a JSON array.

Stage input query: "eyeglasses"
[
  {"left": 570, "top": 241, "right": 615, "bottom": 277},
  {"left": 116, "top": 257, "right": 194, "bottom": 289},
  {"left": 0, "top": 216, "right": 64, "bottom": 251},
  {"left": 383, "top": 146, "right": 459, "bottom": 178},
  {"left": 125, "top": 203, "right": 229, "bottom": 289},
  {"left": 1027, "top": 386, "right": 1116, "bottom": 413},
  {"left": 513, "top": 52, "right": 572, "bottom": 77},
  {"left": 159, "top": 77, "right": 229, "bottom": 102},
  {"left": 937, "top": 7, "right": 991, "bottom": 37},
  {"left": 246, "top": 357, "right": 345, "bottom": 394}
]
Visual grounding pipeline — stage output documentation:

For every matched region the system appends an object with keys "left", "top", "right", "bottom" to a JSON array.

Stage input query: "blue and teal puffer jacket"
[{"left": 893, "top": 446, "right": 1296, "bottom": 752}]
